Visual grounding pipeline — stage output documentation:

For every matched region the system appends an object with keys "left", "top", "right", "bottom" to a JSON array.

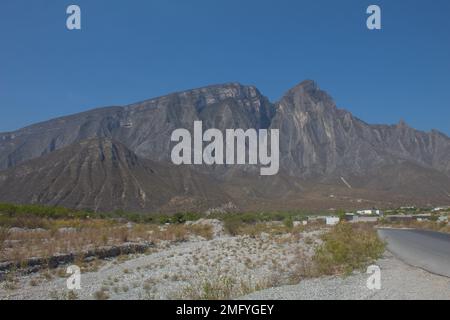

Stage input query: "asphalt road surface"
[{"left": 378, "top": 228, "right": 450, "bottom": 278}]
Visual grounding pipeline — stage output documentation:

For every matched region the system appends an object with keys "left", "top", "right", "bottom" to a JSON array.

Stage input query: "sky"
[{"left": 0, "top": 0, "right": 449, "bottom": 134}]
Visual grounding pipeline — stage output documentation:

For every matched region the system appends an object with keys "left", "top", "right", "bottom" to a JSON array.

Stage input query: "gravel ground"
[
  {"left": 1, "top": 223, "right": 448, "bottom": 300},
  {"left": 241, "top": 251, "right": 450, "bottom": 300},
  {"left": 0, "top": 228, "right": 323, "bottom": 300}
]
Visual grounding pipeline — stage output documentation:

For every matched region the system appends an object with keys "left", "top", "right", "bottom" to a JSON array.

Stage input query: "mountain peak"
[
  {"left": 396, "top": 119, "right": 410, "bottom": 129},
  {"left": 279, "top": 80, "right": 335, "bottom": 111},
  {"left": 129, "top": 82, "right": 264, "bottom": 110},
  {"left": 288, "top": 80, "right": 319, "bottom": 94}
]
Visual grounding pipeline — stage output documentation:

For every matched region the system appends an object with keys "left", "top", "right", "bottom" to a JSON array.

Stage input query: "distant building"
[
  {"left": 307, "top": 215, "right": 340, "bottom": 225},
  {"left": 344, "top": 213, "right": 355, "bottom": 221},
  {"left": 432, "top": 206, "right": 450, "bottom": 212},
  {"left": 415, "top": 213, "right": 432, "bottom": 221},
  {"left": 344, "top": 213, "right": 379, "bottom": 223},
  {"left": 293, "top": 220, "right": 308, "bottom": 227},
  {"left": 326, "top": 216, "right": 340, "bottom": 225},
  {"left": 356, "top": 209, "right": 383, "bottom": 216},
  {"left": 351, "top": 216, "right": 379, "bottom": 223}
]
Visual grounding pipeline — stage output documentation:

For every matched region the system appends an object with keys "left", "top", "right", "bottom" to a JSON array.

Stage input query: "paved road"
[{"left": 378, "top": 228, "right": 450, "bottom": 278}]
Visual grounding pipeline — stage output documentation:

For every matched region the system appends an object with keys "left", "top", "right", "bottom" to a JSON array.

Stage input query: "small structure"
[
  {"left": 432, "top": 206, "right": 450, "bottom": 212},
  {"left": 344, "top": 213, "right": 355, "bottom": 222},
  {"left": 356, "top": 209, "right": 383, "bottom": 216},
  {"left": 293, "top": 220, "right": 308, "bottom": 227},
  {"left": 326, "top": 216, "right": 340, "bottom": 226},
  {"left": 415, "top": 213, "right": 432, "bottom": 222},
  {"left": 351, "top": 216, "right": 379, "bottom": 223}
]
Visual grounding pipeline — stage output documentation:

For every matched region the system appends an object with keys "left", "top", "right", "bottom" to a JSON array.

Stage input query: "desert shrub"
[
  {"left": 94, "top": 289, "right": 110, "bottom": 300},
  {"left": 188, "top": 224, "right": 213, "bottom": 240},
  {"left": 178, "top": 272, "right": 281, "bottom": 300},
  {"left": 170, "top": 212, "right": 203, "bottom": 224},
  {"left": 156, "top": 224, "right": 189, "bottom": 242},
  {"left": 0, "top": 227, "right": 9, "bottom": 251},
  {"left": 0, "top": 203, "right": 89, "bottom": 220},
  {"left": 0, "top": 204, "right": 17, "bottom": 216},
  {"left": 283, "top": 216, "right": 294, "bottom": 229},
  {"left": 223, "top": 217, "right": 242, "bottom": 236},
  {"left": 179, "top": 274, "right": 257, "bottom": 300},
  {"left": 141, "top": 212, "right": 204, "bottom": 225},
  {"left": 313, "top": 223, "right": 385, "bottom": 275},
  {"left": 380, "top": 219, "right": 450, "bottom": 234}
]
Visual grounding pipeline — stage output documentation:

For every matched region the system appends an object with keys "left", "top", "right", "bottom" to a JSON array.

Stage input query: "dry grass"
[
  {"left": 0, "top": 227, "right": 9, "bottom": 252},
  {"left": 285, "top": 248, "right": 317, "bottom": 282},
  {"left": 223, "top": 220, "right": 321, "bottom": 238},
  {"left": 94, "top": 289, "right": 110, "bottom": 300},
  {"left": 177, "top": 274, "right": 268, "bottom": 300},
  {"left": 0, "top": 218, "right": 218, "bottom": 264},
  {"left": 381, "top": 219, "right": 450, "bottom": 234},
  {"left": 48, "top": 290, "right": 79, "bottom": 300},
  {"left": 187, "top": 224, "right": 213, "bottom": 240},
  {"left": 1, "top": 223, "right": 133, "bottom": 263}
]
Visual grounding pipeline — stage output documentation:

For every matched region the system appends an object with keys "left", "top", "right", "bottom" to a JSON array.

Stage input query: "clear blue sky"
[{"left": 1, "top": 0, "right": 449, "bottom": 134}]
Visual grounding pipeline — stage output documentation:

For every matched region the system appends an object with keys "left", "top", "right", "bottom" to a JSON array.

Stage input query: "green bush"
[
  {"left": 0, "top": 203, "right": 89, "bottom": 219},
  {"left": 314, "top": 223, "right": 385, "bottom": 275},
  {"left": 283, "top": 216, "right": 294, "bottom": 229},
  {"left": 223, "top": 218, "right": 242, "bottom": 236}
]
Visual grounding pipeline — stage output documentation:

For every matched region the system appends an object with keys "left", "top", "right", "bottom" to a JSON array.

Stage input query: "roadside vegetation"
[
  {"left": 313, "top": 223, "right": 385, "bottom": 275},
  {"left": 379, "top": 219, "right": 450, "bottom": 234}
]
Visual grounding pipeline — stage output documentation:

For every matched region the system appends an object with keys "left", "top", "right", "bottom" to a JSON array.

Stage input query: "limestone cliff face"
[
  {"left": 272, "top": 80, "right": 450, "bottom": 178},
  {"left": 0, "top": 83, "right": 275, "bottom": 169}
]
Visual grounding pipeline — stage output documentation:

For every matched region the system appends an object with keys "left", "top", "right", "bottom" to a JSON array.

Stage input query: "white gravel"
[
  {"left": 0, "top": 229, "right": 322, "bottom": 300},
  {"left": 241, "top": 251, "right": 450, "bottom": 300}
]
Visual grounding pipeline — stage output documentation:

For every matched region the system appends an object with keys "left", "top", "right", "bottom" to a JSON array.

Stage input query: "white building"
[
  {"left": 356, "top": 209, "right": 383, "bottom": 216},
  {"left": 326, "top": 216, "right": 340, "bottom": 225},
  {"left": 432, "top": 207, "right": 450, "bottom": 212}
]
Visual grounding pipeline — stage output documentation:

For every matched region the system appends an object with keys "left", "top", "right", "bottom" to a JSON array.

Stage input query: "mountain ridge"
[
  {"left": 0, "top": 138, "right": 230, "bottom": 212},
  {"left": 0, "top": 80, "right": 449, "bottom": 212}
]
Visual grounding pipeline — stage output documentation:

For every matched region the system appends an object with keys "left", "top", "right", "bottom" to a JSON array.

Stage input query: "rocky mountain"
[
  {"left": 0, "top": 80, "right": 449, "bottom": 212},
  {"left": 272, "top": 81, "right": 450, "bottom": 178},
  {"left": 0, "top": 83, "right": 275, "bottom": 171},
  {"left": 0, "top": 138, "right": 229, "bottom": 213}
]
